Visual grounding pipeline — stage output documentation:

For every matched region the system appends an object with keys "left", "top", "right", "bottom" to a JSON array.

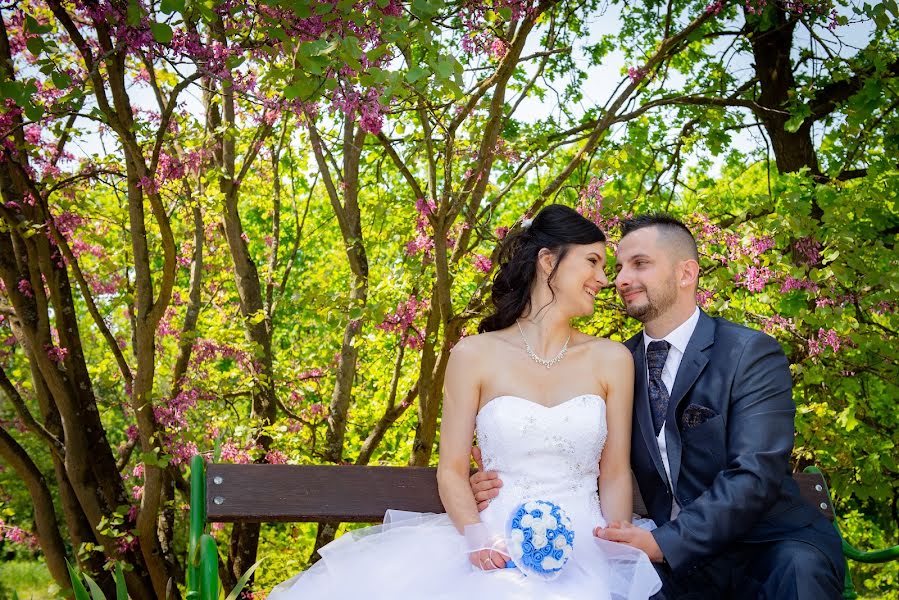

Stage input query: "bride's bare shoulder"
[
  {"left": 450, "top": 330, "right": 509, "bottom": 357},
  {"left": 574, "top": 333, "right": 634, "bottom": 367}
]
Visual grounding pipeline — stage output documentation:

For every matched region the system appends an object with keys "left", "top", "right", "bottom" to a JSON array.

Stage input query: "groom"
[{"left": 471, "top": 214, "right": 844, "bottom": 598}]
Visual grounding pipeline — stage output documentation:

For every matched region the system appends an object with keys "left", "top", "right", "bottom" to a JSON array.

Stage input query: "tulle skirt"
[{"left": 269, "top": 497, "right": 662, "bottom": 600}]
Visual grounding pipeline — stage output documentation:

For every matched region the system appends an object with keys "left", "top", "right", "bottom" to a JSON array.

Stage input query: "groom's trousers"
[{"left": 649, "top": 517, "right": 844, "bottom": 600}]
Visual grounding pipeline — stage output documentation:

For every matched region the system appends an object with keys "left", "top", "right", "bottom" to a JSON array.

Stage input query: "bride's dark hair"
[{"left": 479, "top": 205, "right": 606, "bottom": 333}]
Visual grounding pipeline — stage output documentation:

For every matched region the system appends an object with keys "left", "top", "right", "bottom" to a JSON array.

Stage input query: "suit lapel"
[
  {"left": 666, "top": 311, "right": 715, "bottom": 492},
  {"left": 631, "top": 336, "right": 668, "bottom": 483}
]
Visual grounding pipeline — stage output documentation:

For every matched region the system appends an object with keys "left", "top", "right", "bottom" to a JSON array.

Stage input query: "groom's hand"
[
  {"left": 470, "top": 445, "right": 502, "bottom": 511},
  {"left": 593, "top": 521, "right": 664, "bottom": 563}
]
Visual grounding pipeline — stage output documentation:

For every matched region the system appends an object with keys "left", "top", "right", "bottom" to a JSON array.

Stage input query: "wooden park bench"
[{"left": 185, "top": 456, "right": 898, "bottom": 599}]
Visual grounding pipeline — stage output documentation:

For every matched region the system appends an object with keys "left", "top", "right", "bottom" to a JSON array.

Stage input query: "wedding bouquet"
[{"left": 504, "top": 500, "right": 574, "bottom": 579}]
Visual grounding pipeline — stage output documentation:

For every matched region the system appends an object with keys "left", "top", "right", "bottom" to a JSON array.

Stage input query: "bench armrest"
[{"left": 842, "top": 541, "right": 899, "bottom": 564}]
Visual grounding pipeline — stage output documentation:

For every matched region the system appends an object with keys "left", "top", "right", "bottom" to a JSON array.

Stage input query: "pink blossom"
[
  {"left": 490, "top": 38, "right": 508, "bottom": 60},
  {"left": 577, "top": 176, "right": 608, "bottom": 226},
  {"left": 45, "top": 344, "right": 68, "bottom": 364},
  {"left": 762, "top": 315, "right": 795, "bottom": 333},
  {"left": 472, "top": 254, "right": 493, "bottom": 274},
  {"left": 780, "top": 276, "right": 819, "bottom": 293},
  {"left": 415, "top": 198, "right": 437, "bottom": 216},
  {"left": 266, "top": 450, "right": 288, "bottom": 464},
  {"left": 24, "top": 124, "right": 41, "bottom": 145},
  {"left": 695, "top": 289, "right": 714, "bottom": 307},
  {"left": 116, "top": 535, "right": 138, "bottom": 554},
  {"left": 627, "top": 66, "right": 647, "bottom": 83},
  {"left": 240, "top": 232, "right": 250, "bottom": 243},
  {"left": 705, "top": 0, "right": 724, "bottom": 13},
  {"left": 220, "top": 442, "right": 252, "bottom": 464},
  {"left": 808, "top": 328, "right": 842, "bottom": 356},
  {"left": 308, "top": 403, "right": 324, "bottom": 417},
  {"left": 495, "top": 226, "right": 509, "bottom": 240},
  {"left": 793, "top": 236, "right": 821, "bottom": 265},
  {"left": 734, "top": 266, "right": 773, "bottom": 292},
  {"left": 378, "top": 295, "right": 429, "bottom": 348},
  {"left": 298, "top": 368, "right": 325, "bottom": 380},
  {"left": 17, "top": 279, "right": 33, "bottom": 298}
]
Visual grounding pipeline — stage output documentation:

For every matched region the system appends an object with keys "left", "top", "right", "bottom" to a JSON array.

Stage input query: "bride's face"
[{"left": 546, "top": 242, "right": 609, "bottom": 317}]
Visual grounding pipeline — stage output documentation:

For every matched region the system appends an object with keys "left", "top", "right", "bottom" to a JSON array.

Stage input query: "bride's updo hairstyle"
[{"left": 479, "top": 205, "right": 606, "bottom": 333}]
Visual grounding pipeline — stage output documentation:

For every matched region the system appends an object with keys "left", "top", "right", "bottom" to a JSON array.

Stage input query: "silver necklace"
[{"left": 516, "top": 321, "right": 570, "bottom": 369}]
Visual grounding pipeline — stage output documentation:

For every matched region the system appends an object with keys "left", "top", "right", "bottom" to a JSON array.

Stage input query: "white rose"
[
  {"left": 542, "top": 556, "right": 561, "bottom": 570},
  {"left": 510, "top": 529, "right": 524, "bottom": 543},
  {"left": 542, "top": 515, "right": 557, "bottom": 530},
  {"left": 532, "top": 534, "right": 547, "bottom": 549},
  {"left": 521, "top": 514, "right": 534, "bottom": 527},
  {"left": 553, "top": 536, "right": 568, "bottom": 549},
  {"left": 524, "top": 501, "right": 540, "bottom": 512}
]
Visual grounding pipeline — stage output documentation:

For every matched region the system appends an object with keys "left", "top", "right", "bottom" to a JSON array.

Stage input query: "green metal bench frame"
[{"left": 185, "top": 456, "right": 898, "bottom": 599}]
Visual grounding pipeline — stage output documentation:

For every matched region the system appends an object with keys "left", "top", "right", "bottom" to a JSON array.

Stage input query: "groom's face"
[{"left": 614, "top": 227, "right": 678, "bottom": 323}]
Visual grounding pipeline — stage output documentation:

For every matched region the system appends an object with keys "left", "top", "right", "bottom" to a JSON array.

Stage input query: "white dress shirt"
[{"left": 642, "top": 306, "right": 701, "bottom": 520}]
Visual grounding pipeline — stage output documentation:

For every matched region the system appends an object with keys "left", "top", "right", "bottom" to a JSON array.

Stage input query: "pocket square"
[{"left": 681, "top": 404, "right": 718, "bottom": 429}]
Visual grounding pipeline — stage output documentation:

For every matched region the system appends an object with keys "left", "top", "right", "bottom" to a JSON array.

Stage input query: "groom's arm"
[{"left": 651, "top": 332, "right": 795, "bottom": 572}]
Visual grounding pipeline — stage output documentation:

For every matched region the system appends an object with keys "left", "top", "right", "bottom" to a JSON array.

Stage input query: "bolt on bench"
[{"left": 186, "top": 456, "right": 898, "bottom": 599}]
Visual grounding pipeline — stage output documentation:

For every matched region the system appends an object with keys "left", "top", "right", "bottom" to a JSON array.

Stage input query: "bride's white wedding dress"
[{"left": 269, "top": 394, "right": 662, "bottom": 599}]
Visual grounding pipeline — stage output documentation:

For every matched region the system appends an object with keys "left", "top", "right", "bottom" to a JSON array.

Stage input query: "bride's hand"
[{"left": 469, "top": 546, "right": 511, "bottom": 571}]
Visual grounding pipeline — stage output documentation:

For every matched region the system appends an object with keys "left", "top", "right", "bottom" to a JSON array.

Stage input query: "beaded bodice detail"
[{"left": 475, "top": 394, "right": 607, "bottom": 524}]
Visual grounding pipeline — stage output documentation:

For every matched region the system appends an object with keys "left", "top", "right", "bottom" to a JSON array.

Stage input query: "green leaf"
[
  {"left": 435, "top": 58, "right": 454, "bottom": 79},
  {"left": 498, "top": 6, "right": 512, "bottom": 19},
  {"left": 405, "top": 65, "right": 428, "bottom": 83},
  {"left": 284, "top": 77, "right": 319, "bottom": 100},
  {"left": 82, "top": 572, "right": 106, "bottom": 600},
  {"left": 126, "top": 1, "right": 143, "bottom": 26},
  {"left": 150, "top": 22, "right": 174, "bottom": 45},
  {"left": 26, "top": 36, "right": 44, "bottom": 57},
  {"left": 66, "top": 560, "right": 92, "bottom": 600},
  {"left": 412, "top": 0, "right": 438, "bottom": 18},
  {"left": 52, "top": 70, "right": 72, "bottom": 89},
  {"left": 783, "top": 104, "right": 811, "bottom": 133},
  {"left": 114, "top": 563, "right": 128, "bottom": 600},
  {"left": 224, "top": 558, "right": 264, "bottom": 600},
  {"left": 23, "top": 102, "right": 44, "bottom": 122},
  {"left": 160, "top": 0, "right": 186, "bottom": 14}
]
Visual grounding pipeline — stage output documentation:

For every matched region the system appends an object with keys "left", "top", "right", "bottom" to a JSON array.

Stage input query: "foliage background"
[{"left": 0, "top": 0, "right": 897, "bottom": 597}]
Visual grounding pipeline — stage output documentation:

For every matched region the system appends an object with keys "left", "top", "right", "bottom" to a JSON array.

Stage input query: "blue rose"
[
  {"left": 522, "top": 541, "right": 534, "bottom": 554},
  {"left": 552, "top": 549, "right": 563, "bottom": 560},
  {"left": 511, "top": 517, "right": 521, "bottom": 529},
  {"left": 546, "top": 529, "right": 556, "bottom": 540},
  {"left": 532, "top": 509, "right": 543, "bottom": 518}
]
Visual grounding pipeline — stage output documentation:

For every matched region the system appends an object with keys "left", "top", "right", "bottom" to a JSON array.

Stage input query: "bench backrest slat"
[
  {"left": 206, "top": 464, "right": 443, "bottom": 523},
  {"left": 205, "top": 464, "right": 833, "bottom": 523}
]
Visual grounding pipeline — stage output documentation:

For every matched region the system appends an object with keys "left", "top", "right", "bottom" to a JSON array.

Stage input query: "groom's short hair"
[{"left": 620, "top": 213, "right": 698, "bottom": 262}]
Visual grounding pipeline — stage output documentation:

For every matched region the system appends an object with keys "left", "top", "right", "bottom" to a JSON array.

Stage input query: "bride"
[{"left": 269, "top": 205, "right": 662, "bottom": 599}]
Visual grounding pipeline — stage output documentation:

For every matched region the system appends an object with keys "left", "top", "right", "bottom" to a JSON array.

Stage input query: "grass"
[{"left": 0, "top": 560, "right": 60, "bottom": 600}]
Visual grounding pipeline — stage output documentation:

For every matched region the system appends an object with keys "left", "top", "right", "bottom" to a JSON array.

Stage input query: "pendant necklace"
[{"left": 516, "top": 320, "right": 570, "bottom": 369}]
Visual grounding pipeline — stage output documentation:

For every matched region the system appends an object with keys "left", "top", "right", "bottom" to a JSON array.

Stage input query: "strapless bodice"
[{"left": 475, "top": 394, "right": 607, "bottom": 529}]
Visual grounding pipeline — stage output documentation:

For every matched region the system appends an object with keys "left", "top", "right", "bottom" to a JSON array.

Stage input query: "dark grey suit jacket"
[{"left": 625, "top": 310, "right": 834, "bottom": 573}]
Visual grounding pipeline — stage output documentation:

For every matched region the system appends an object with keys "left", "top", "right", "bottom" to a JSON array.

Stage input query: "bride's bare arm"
[
  {"left": 437, "top": 337, "right": 485, "bottom": 533},
  {"left": 598, "top": 343, "right": 636, "bottom": 524},
  {"left": 437, "top": 338, "right": 509, "bottom": 570}
]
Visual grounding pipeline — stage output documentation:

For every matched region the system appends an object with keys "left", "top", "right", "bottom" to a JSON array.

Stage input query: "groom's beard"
[{"left": 621, "top": 282, "right": 678, "bottom": 324}]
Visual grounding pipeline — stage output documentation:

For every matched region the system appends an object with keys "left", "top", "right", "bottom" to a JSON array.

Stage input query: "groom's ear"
[{"left": 678, "top": 258, "right": 700, "bottom": 290}]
